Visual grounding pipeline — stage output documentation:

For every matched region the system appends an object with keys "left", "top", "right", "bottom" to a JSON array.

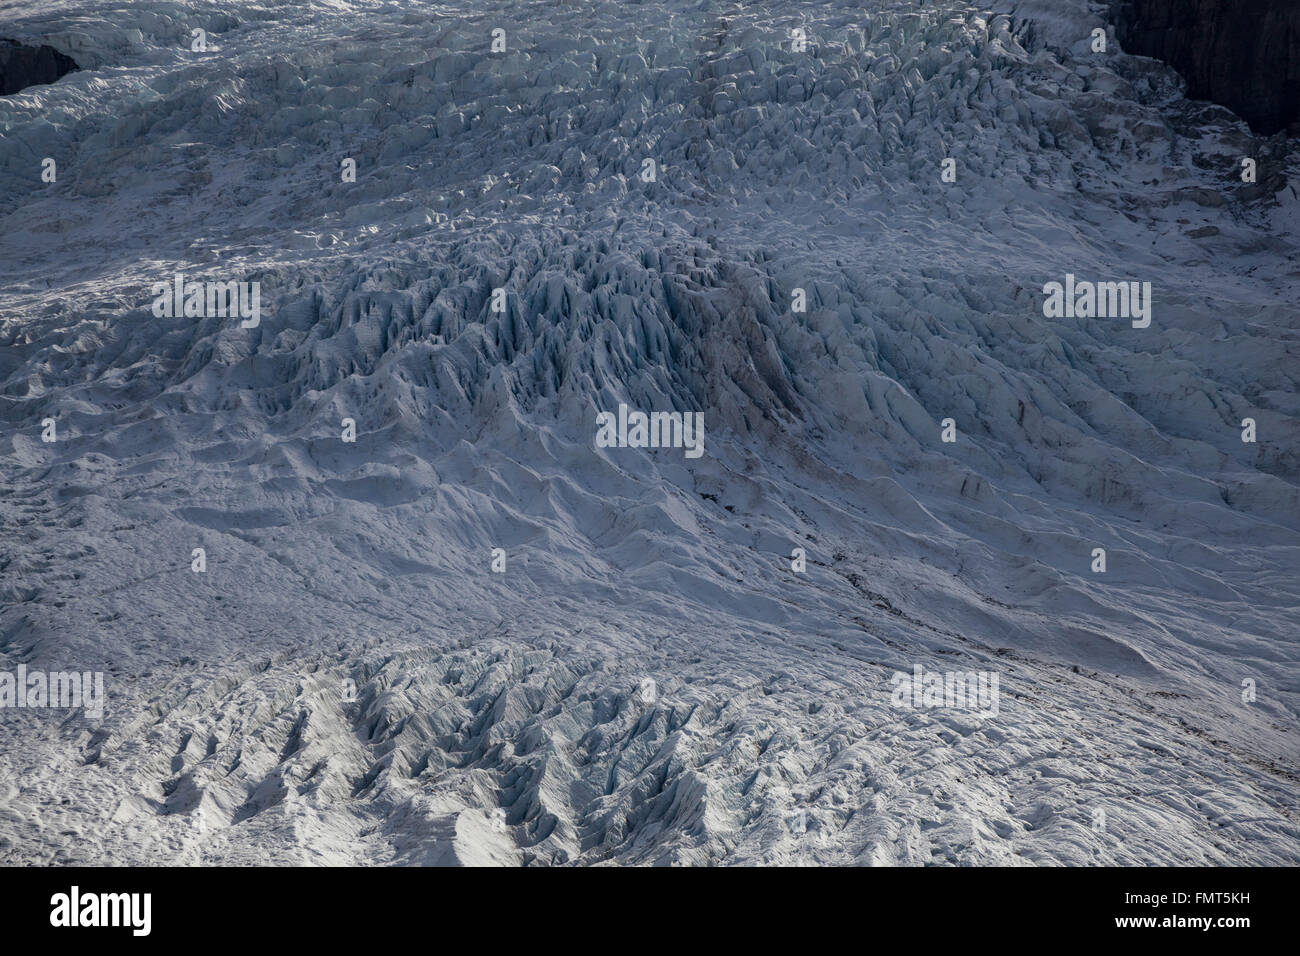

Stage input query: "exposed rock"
[
  {"left": 0, "top": 38, "right": 79, "bottom": 96},
  {"left": 1113, "top": 1, "right": 1300, "bottom": 135}
]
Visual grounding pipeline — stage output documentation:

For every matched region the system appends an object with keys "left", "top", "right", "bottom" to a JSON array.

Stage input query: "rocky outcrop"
[
  {"left": 0, "top": 39, "right": 79, "bottom": 96},
  {"left": 1113, "top": 0, "right": 1299, "bottom": 135}
]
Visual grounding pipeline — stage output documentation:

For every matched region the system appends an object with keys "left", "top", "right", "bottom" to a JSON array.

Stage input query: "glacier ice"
[{"left": 0, "top": 0, "right": 1297, "bottom": 865}]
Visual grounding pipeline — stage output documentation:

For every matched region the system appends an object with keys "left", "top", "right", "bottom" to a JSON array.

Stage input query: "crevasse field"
[{"left": 0, "top": 0, "right": 1297, "bottom": 866}]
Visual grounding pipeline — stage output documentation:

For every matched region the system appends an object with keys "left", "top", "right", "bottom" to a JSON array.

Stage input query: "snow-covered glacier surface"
[{"left": 1, "top": 0, "right": 1297, "bottom": 865}]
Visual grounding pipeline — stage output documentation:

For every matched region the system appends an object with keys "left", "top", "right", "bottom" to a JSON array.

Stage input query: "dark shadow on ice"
[{"left": 0, "top": 38, "right": 79, "bottom": 96}]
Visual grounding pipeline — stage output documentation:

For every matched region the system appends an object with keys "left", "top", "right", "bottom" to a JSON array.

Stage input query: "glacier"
[{"left": 0, "top": 0, "right": 1297, "bottom": 866}]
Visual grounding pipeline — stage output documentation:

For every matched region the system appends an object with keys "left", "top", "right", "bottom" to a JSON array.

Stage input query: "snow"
[{"left": 0, "top": 0, "right": 1297, "bottom": 865}]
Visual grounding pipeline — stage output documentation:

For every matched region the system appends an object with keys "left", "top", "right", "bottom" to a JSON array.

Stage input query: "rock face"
[
  {"left": 1113, "top": 1, "right": 1299, "bottom": 135},
  {"left": 0, "top": 39, "right": 78, "bottom": 96}
]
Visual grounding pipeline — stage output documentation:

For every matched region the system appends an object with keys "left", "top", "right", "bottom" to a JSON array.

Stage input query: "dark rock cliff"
[
  {"left": 0, "top": 39, "right": 79, "bottom": 96},
  {"left": 1113, "top": 1, "right": 1299, "bottom": 135}
]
